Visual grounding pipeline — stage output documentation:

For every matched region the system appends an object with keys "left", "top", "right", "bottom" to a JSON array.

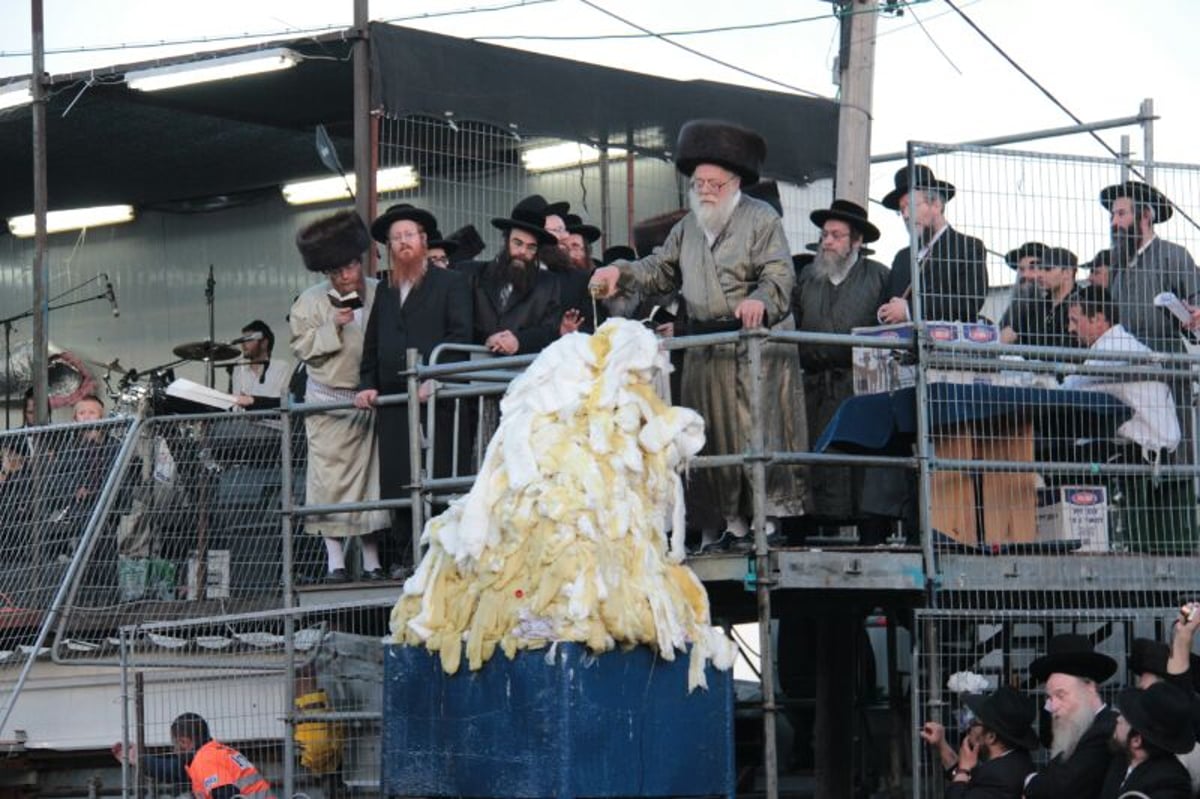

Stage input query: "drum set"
[{"left": 105, "top": 338, "right": 246, "bottom": 419}]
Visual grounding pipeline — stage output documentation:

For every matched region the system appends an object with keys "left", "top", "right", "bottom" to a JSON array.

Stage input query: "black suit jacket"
[
  {"left": 887, "top": 224, "right": 988, "bottom": 322},
  {"left": 946, "top": 747, "right": 1035, "bottom": 799},
  {"left": 1101, "top": 753, "right": 1192, "bottom": 799},
  {"left": 1025, "top": 706, "right": 1119, "bottom": 799},
  {"left": 464, "top": 260, "right": 561, "bottom": 355},
  {"left": 359, "top": 267, "right": 472, "bottom": 495}
]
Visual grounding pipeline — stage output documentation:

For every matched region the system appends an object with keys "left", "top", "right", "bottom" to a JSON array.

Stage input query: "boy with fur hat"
[{"left": 289, "top": 210, "right": 391, "bottom": 582}]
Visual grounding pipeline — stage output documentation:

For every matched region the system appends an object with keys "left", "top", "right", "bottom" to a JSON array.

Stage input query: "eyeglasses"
[
  {"left": 691, "top": 177, "right": 736, "bottom": 193},
  {"left": 388, "top": 231, "right": 423, "bottom": 243},
  {"left": 819, "top": 230, "right": 850, "bottom": 241}
]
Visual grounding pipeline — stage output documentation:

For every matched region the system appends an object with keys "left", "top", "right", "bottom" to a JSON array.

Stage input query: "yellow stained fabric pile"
[{"left": 389, "top": 319, "right": 736, "bottom": 690}]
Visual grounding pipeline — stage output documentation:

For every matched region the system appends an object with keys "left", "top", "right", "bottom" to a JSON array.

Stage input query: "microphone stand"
[
  {"left": 205, "top": 265, "right": 216, "bottom": 389},
  {"left": 2, "top": 289, "right": 110, "bottom": 429}
]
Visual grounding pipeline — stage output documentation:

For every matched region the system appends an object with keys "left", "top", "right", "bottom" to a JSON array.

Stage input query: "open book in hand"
[{"left": 327, "top": 289, "right": 363, "bottom": 310}]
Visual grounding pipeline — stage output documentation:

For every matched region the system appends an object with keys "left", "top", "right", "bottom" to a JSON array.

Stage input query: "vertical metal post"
[
  {"left": 353, "top": 0, "right": 374, "bottom": 229},
  {"left": 30, "top": 0, "right": 49, "bottom": 425},
  {"left": 747, "top": 333, "right": 778, "bottom": 799},
  {"left": 279, "top": 396, "right": 296, "bottom": 799},
  {"left": 598, "top": 137, "right": 610, "bottom": 252},
  {"left": 886, "top": 610, "right": 904, "bottom": 793},
  {"left": 407, "top": 349, "right": 425, "bottom": 565},
  {"left": 119, "top": 629, "right": 130, "bottom": 799},
  {"left": 1141, "top": 98, "right": 1154, "bottom": 184},
  {"left": 910, "top": 627, "right": 923, "bottom": 799},
  {"left": 625, "top": 130, "right": 636, "bottom": 248},
  {"left": 134, "top": 671, "right": 145, "bottom": 799},
  {"left": 1120, "top": 135, "right": 1131, "bottom": 183}
]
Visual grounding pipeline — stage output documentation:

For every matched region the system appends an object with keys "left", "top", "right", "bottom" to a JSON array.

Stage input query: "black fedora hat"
[
  {"left": 963, "top": 687, "right": 1040, "bottom": 752},
  {"left": 1128, "top": 638, "right": 1170, "bottom": 678},
  {"left": 491, "top": 195, "right": 558, "bottom": 246},
  {"left": 1004, "top": 241, "right": 1050, "bottom": 270},
  {"left": 810, "top": 199, "right": 880, "bottom": 243},
  {"left": 370, "top": 203, "right": 438, "bottom": 245},
  {"left": 425, "top": 229, "right": 459, "bottom": 257},
  {"left": 1117, "top": 683, "right": 1196, "bottom": 754},
  {"left": 1039, "top": 246, "right": 1078, "bottom": 269},
  {"left": 675, "top": 119, "right": 767, "bottom": 184},
  {"left": 601, "top": 245, "right": 636, "bottom": 265},
  {"left": 1100, "top": 180, "right": 1174, "bottom": 224},
  {"left": 446, "top": 224, "right": 485, "bottom": 263},
  {"left": 565, "top": 213, "right": 601, "bottom": 244},
  {"left": 881, "top": 164, "right": 957, "bottom": 211},
  {"left": 1030, "top": 633, "right": 1118, "bottom": 683},
  {"left": 545, "top": 199, "right": 571, "bottom": 219}
]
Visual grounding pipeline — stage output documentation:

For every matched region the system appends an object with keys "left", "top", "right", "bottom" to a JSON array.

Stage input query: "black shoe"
[
  {"left": 362, "top": 568, "right": 384, "bottom": 581},
  {"left": 324, "top": 568, "right": 348, "bottom": 584}
]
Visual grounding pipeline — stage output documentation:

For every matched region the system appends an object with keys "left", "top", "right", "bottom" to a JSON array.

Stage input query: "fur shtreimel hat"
[
  {"left": 296, "top": 210, "right": 371, "bottom": 273},
  {"left": 674, "top": 119, "right": 767, "bottom": 184}
]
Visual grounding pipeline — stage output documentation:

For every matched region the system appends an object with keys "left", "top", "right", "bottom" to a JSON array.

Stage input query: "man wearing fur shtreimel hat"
[{"left": 590, "top": 119, "right": 806, "bottom": 550}]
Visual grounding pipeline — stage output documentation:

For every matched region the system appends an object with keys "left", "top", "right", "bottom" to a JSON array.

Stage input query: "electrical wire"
[
  {"left": 903, "top": 1, "right": 961, "bottom": 75},
  {"left": 0, "top": 0, "right": 558, "bottom": 60},
  {"left": 476, "top": 11, "right": 836, "bottom": 41},
  {"left": 572, "top": 0, "right": 823, "bottom": 97}
]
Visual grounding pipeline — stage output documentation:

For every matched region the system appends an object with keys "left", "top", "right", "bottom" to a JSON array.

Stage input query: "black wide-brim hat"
[
  {"left": 1004, "top": 241, "right": 1050, "bottom": 270},
  {"left": 881, "top": 164, "right": 957, "bottom": 211},
  {"left": 1100, "top": 180, "right": 1174, "bottom": 224},
  {"left": 296, "top": 210, "right": 371, "bottom": 273},
  {"left": 601, "top": 245, "right": 637, "bottom": 265},
  {"left": 425, "top": 229, "right": 459, "bottom": 257},
  {"left": 810, "top": 199, "right": 880, "bottom": 243},
  {"left": 370, "top": 203, "right": 438, "bottom": 245},
  {"left": 1128, "top": 638, "right": 1170, "bottom": 678},
  {"left": 1117, "top": 683, "right": 1196, "bottom": 755},
  {"left": 1039, "top": 246, "right": 1078, "bottom": 270},
  {"left": 565, "top": 213, "right": 601, "bottom": 244},
  {"left": 446, "top": 224, "right": 485, "bottom": 263},
  {"left": 1030, "top": 633, "right": 1118, "bottom": 684},
  {"left": 963, "top": 688, "right": 1040, "bottom": 752},
  {"left": 675, "top": 119, "right": 767, "bottom": 184},
  {"left": 491, "top": 194, "right": 557, "bottom": 246}
]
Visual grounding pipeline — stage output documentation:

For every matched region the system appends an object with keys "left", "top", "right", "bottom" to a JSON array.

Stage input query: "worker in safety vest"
[{"left": 113, "top": 712, "right": 276, "bottom": 799}]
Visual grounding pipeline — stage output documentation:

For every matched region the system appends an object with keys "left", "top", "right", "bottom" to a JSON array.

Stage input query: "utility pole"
[
  {"left": 352, "top": 0, "right": 373, "bottom": 252},
  {"left": 30, "top": 0, "right": 49, "bottom": 425},
  {"left": 834, "top": 0, "right": 878, "bottom": 205}
]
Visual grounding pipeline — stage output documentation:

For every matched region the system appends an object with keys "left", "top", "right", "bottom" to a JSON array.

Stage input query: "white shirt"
[
  {"left": 1063, "top": 323, "right": 1180, "bottom": 457},
  {"left": 232, "top": 358, "right": 291, "bottom": 401}
]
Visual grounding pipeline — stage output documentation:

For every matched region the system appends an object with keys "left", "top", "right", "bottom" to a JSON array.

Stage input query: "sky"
[{"left": 1, "top": 0, "right": 1198, "bottom": 269}]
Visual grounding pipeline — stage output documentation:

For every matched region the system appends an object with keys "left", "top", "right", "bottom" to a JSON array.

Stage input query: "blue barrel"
[{"left": 382, "top": 642, "right": 735, "bottom": 798}]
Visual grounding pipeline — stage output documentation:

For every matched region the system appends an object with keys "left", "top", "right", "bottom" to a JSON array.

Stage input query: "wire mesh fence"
[{"left": 910, "top": 607, "right": 1185, "bottom": 798}]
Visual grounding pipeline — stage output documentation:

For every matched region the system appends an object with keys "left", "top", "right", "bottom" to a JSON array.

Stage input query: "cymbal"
[{"left": 172, "top": 340, "right": 240, "bottom": 362}]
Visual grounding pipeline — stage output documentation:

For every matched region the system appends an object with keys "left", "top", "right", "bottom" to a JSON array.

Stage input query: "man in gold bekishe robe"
[{"left": 591, "top": 119, "right": 806, "bottom": 546}]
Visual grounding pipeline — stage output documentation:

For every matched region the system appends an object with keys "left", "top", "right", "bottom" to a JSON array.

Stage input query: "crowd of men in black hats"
[{"left": 921, "top": 605, "right": 1200, "bottom": 798}]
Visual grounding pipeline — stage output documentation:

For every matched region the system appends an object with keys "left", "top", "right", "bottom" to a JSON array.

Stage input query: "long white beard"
[
  {"left": 811, "top": 247, "right": 860, "bottom": 285},
  {"left": 689, "top": 188, "right": 740, "bottom": 239},
  {"left": 1050, "top": 704, "right": 1094, "bottom": 761}
]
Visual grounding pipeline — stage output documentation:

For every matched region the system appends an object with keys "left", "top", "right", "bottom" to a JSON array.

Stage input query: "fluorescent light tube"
[
  {"left": 8, "top": 205, "right": 136, "bottom": 237},
  {"left": 126, "top": 48, "right": 301, "bottom": 92},
  {"left": 282, "top": 166, "right": 420, "bottom": 206},
  {"left": 522, "top": 142, "right": 628, "bottom": 173}
]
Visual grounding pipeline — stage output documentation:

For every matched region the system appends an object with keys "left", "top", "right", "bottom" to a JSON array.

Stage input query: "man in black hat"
[
  {"left": 425, "top": 228, "right": 458, "bottom": 269},
  {"left": 355, "top": 203, "right": 472, "bottom": 577},
  {"left": 1101, "top": 180, "right": 1200, "bottom": 353},
  {"left": 1024, "top": 633, "right": 1120, "bottom": 799},
  {"left": 921, "top": 686, "right": 1039, "bottom": 798},
  {"left": 1101, "top": 682, "right": 1194, "bottom": 798},
  {"left": 290, "top": 210, "right": 391, "bottom": 582},
  {"left": 877, "top": 164, "right": 988, "bottom": 324},
  {"left": 793, "top": 199, "right": 890, "bottom": 537},
  {"left": 589, "top": 119, "right": 806, "bottom": 543},
  {"left": 999, "top": 246, "right": 1081, "bottom": 351},
  {"left": 556, "top": 213, "right": 604, "bottom": 336},
  {"left": 462, "top": 195, "right": 562, "bottom": 356}
]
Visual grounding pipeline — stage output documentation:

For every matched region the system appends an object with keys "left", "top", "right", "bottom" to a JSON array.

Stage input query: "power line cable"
[
  {"left": 904, "top": 1, "right": 961, "bottom": 75},
  {"left": 941, "top": 0, "right": 1196, "bottom": 230},
  {"left": 572, "top": 0, "right": 824, "bottom": 97},
  {"left": 476, "top": 10, "right": 837, "bottom": 41},
  {"left": 0, "top": 0, "right": 556, "bottom": 60}
]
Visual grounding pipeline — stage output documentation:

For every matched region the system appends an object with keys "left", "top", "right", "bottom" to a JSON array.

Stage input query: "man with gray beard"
[
  {"left": 792, "top": 200, "right": 889, "bottom": 538},
  {"left": 591, "top": 119, "right": 806, "bottom": 546},
  {"left": 1024, "top": 633, "right": 1120, "bottom": 799}
]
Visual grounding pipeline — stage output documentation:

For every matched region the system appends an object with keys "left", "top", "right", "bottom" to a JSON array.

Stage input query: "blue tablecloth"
[{"left": 815, "top": 383, "right": 1134, "bottom": 455}]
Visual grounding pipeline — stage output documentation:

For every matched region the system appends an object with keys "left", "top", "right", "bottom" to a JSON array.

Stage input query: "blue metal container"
[{"left": 382, "top": 642, "right": 735, "bottom": 798}]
